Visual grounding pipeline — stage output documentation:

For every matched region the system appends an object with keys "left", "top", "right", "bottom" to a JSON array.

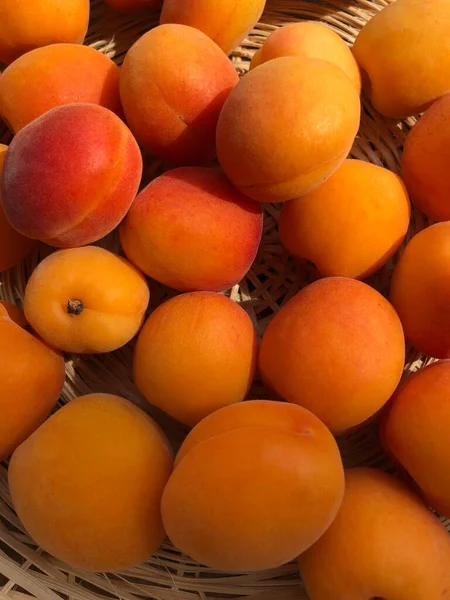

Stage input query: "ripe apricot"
[
  {"left": 402, "top": 93, "right": 450, "bottom": 221},
  {"left": 259, "top": 277, "right": 405, "bottom": 434},
  {"left": 0, "top": 144, "right": 37, "bottom": 271},
  {"left": 23, "top": 246, "right": 150, "bottom": 354},
  {"left": 279, "top": 159, "right": 410, "bottom": 279},
  {"left": 9, "top": 393, "right": 173, "bottom": 572},
  {"left": 1, "top": 104, "right": 142, "bottom": 248},
  {"left": 250, "top": 22, "right": 361, "bottom": 91},
  {"left": 134, "top": 292, "right": 257, "bottom": 427},
  {"left": 105, "top": 0, "right": 162, "bottom": 11},
  {"left": 382, "top": 361, "right": 450, "bottom": 517},
  {"left": 216, "top": 56, "right": 360, "bottom": 203},
  {"left": 390, "top": 223, "right": 450, "bottom": 358},
  {"left": 162, "top": 400, "right": 344, "bottom": 571},
  {"left": 120, "top": 167, "right": 263, "bottom": 292},
  {"left": 299, "top": 468, "right": 450, "bottom": 600},
  {"left": 0, "top": 305, "right": 65, "bottom": 461},
  {"left": 160, "top": 0, "right": 266, "bottom": 55},
  {"left": 353, "top": 0, "right": 450, "bottom": 118},
  {"left": 120, "top": 24, "right": 239, "bottom": 165},
  {"left": 0, "top": 0, "right": 89, "bottom": 65},
  {"left": 0, "top": 44, "right": 122, "bottom": 134}
]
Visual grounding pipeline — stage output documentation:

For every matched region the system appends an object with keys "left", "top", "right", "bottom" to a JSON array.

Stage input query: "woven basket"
[{"left": 0, "top": 0, "right": 442, "bottom": 598}]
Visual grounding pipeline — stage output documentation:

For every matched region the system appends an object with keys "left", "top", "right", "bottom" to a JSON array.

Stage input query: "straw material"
[{"left": 0, "top": 0, "right": 444, "bottom": 598}]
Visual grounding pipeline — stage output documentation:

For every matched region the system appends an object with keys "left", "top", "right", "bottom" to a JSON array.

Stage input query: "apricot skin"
[
  {"left": 0, "top": 0, "right": 89, "bottom": 65},
  {"left": 299, "top": 468, "right": 450, "bottom": 600},
  {"left": 259, "top": 277, "right": 405, "bottom": 434},
  {"left": 24, "top": 246, "right": 150, "bottom": 354},
  {"left": 9, "top": 393, "right": 173, "bottom": 572},
  {"left": 134, "top": 292, "right": 257, "bottom": 427},
  {"left": 0, "top": 144, "right": 37, "bottom": 271},
  {"left": 160, "top": 0, "right": 266, "bottom": 55},
  {"left": 390, "top": 223, "right": 450, "bottom": 359},
  {"left": 279, "top": 159, "right": 410, "bottom": 279},
  {"left": 120, "top": 167, "right": 263, "bottom": 292},
  {"left": 1, "top": 104, "right": 142, "bottom": 248},
  {"left": 0, "top": 44, "right": 122, "bottom": 134},
  {"left": 382, "top": 360, "right": 450, "bottom": 517},
  {"left": 402, "top": 93, "right": 450, "bottom": 222},
  {"left": 216, "top": 56, "right": 360, "bottom": 203},
  {"left": 250, "top": 22, "right": 361, "bottom": 91},
  {"left": 0, "top": 306, "right": 65, "bottom": 461},
  {"left": 162, "top": 400, "right": 344, "bottom": 572},
  {"left": 120, "top": 24, "right": 239, "bottom": 166},
  {"left": 352, "top": 0, "right": 450, "bottom": 118}
]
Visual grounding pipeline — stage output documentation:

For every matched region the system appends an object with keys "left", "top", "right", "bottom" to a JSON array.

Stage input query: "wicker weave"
[{"left": 0, "top": 0, "right": 442, "bottom": 598}]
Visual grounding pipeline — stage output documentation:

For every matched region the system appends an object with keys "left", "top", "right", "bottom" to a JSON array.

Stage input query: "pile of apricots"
[{"left": 3, "top": 0, "right": 450, "bottom": 597}]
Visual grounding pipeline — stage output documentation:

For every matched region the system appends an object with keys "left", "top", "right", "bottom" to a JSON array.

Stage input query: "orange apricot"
[
  {"left": 0, "top": 44, "right": 122, "bottom": 134},
  {"left": 162, "top": 400, "right": 344, "bottom": 571},
  {"left": 279, "top": 159, "right": 410, "bottom": 279},
  {"left": 0, "top": 0, "right": 89, "bottom": 65},
  {"left": 119, "top": 167, "right": 263, "bottom": 292},
  {"left": 134, "top": 292, "right": 257, "bottom": 427},
  {"left": 160, "top": 0, "right": 266, "bottom": 55},
  {"left": 1, "top": 104, "right": 142, "bottom": 248},
  {"left": 23, "top": 246, "right": 150, "bottom": 354},
  {"left": 216, "top": 56, "right": 360, "bottom": 203},
  {"left": 250, "top": 22, "right": 361, "bottom": 90},
  {"left": 259, "top": 277, "right": 405, "bottom": 434},
  {"left": 9, "top": 393, "right": 173, "bottom": 571},
  {"left": 0, "top": 305, "right": 65, "bottom": 461},
  {"left": 120, "top": 24, "right": 239, "bottom": 165},
  {"left": 390, "top": 223, "right": 450, "bottom": 358},
  {"left": 299, "top": 468, "right": 450, "bottom": 600}
]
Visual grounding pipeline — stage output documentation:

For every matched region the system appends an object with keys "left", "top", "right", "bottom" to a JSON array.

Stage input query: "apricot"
[
  {"left": 0, "top": 304, "right": 65, "bottom": 461},
  {"left": 162, "top": 400, "right": 344, "bottom": 571},
  {"left": 1, "top": 104, "right": 142, "bottom": 248},
  {"left": 299, "top": 468, "right": 450, "bottom": 600},
  {"left": 259, "top": 277, "right": 405, "bottom": 434},
  {"left": 105, "top": 0, "right": 162, "bottom": 11},
  {"left": 0, "top": 301, "right": 28, "bottom": 329},
  {"left": 353, "top": 0, "right": 450, "bottom": 118},
  {"left": 390, "top": 223, "right": 450, "bottom": 358},
  {"left": 382, "top": 361, "right": 450, "bottom": 517},
  {"left": 250, "top": 22, "right": 361, "bottom": 91},
  {"left": 23, "top": 246, "right": 150, "bottom": 354},
  {"left": 9, "top": 393, "right": 173, "bottom": 572},
  {"left": 120, "top": 167, "right": 263, "bottom": 292},
  {"left": 0, "top": 144, "right": 37, "bottom": 271},
  {"left": 120, "top": 24, "right": 239, "bottom": 166},
  {"left": 0, "top": 0, "right": 89, "bottom": 65},
  {"left": 216, "top": 57, "right": 360, "bottom": 203},
  {"left": 160, "top": 0, "right": 266, "bottom": 55},
  {"left": 0, "top": 44, "right": 122, "bottom": 134},
  {"left": 134, "top": 292, "right": 257, "bottom": 427},
  {"left": 401, "top": 93, "right": 450, "bottom": 221},
  {"left": 279, "top": 159, "right": 411, "bottom": 279}
]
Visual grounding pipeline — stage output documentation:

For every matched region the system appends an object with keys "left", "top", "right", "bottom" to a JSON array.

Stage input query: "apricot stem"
[{"left": 67, "top": 299, "right": 84, "bottom": 316}]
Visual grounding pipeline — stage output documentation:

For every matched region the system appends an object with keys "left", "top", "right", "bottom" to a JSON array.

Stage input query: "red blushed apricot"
[
  {"left": 0, "top": 144, "right": 37, "bottom": 271},
  {"left": 160, "top": 0, "right": 266, "bottom": 55},
  {"left": 259, "top": 277, "right": 405, "bottom": 434},
  {"left": 402, "top": 93, "right": 450, "bottom": 221},
  {"left": 120, "top": 167, "right": 263, "bottom": 292},
  {"left": 162, "top": 400, "right": 344, "bottom": 571},
  {"left": 134, "top": 292, "right": 257, "bottom": 427},
  {"left": 382, "top": 361, "right": 450, "bottom": 517},
  {"left": 216, "top": 56, "right": 361, "bottom": 203},
  {"left": 120, "top": 24, "right": 239, "bottom": 166},
  {"left": 0, "top": 0, "right": 89, "bottom": 65},
  {"left": 0, "top": 44, "right": 122, "bottom": 134},
  {"left": 390, "top": 223, "right": 450, "bottom": 358},
  {"left": 1, "top": 104, "right": 142, "bottom": 248},
  {"left": 0, "top": 306, "right": 65, "bottom": 461}
]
